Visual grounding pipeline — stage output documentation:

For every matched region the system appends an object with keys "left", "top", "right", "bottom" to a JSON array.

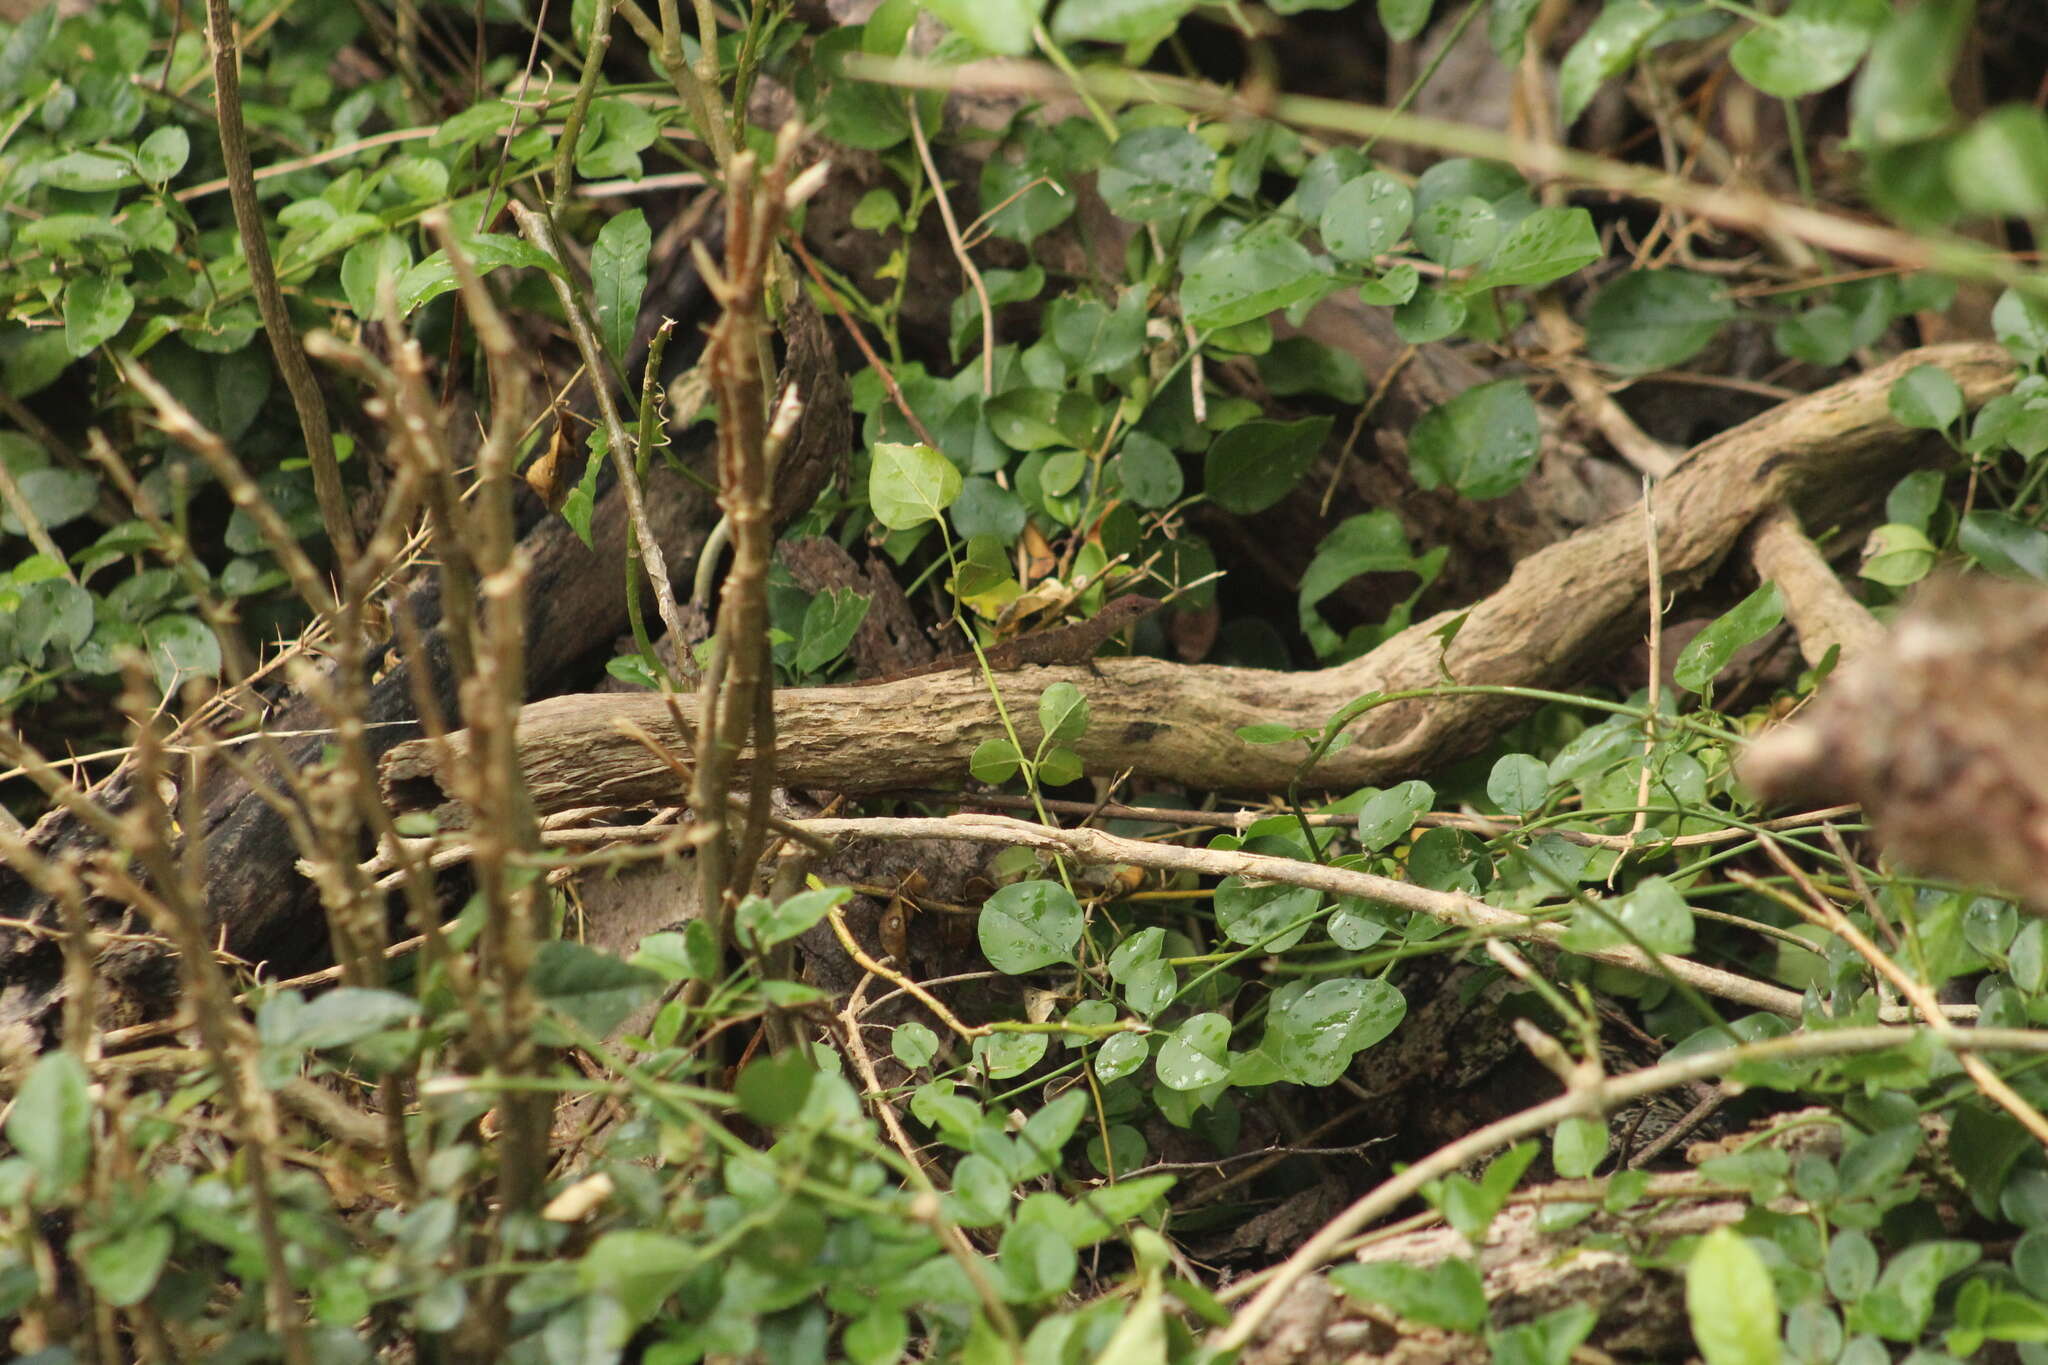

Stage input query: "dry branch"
[{"left": 382, "top": 343, "right": 2014, "bottom": 812}]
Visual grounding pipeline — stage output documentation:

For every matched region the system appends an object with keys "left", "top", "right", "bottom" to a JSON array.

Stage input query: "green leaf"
[
  {"left": 396, "top": 234, "right": 562, "bottom": 314},
  {"left": 137, "top": 125, "right": 190, "bottom": 183},
  {"left": 1470, "top": 206, "right": 1600, "bottom": 288},
  {"left": 1488, "top": 753, "right": 1549, "bottom": 814},
  {"left": 1261, "top": 976, "right": 1405, "bottom": 1085},
  {"left": 1214, "top": 878, "right": 1320, "bottom": 952},
  {"left": 1321, "top": 171, "right": 1414, "bottom": 263},
  {"left": 1095, "top": 1030, "right": 1148, "bottom": 1081},
  {"left": 591, "top": 208, "right": 651, "bottom": 369},
  {"left": 1887, "top": 363, "right": 1964, "bottom": 431},
  {"left": 1584, "top": 270, "right": 1734, "bottom": 372},
  {"left": 1050, "top": 289, "right": 1147, "bottom": 375},
  {"left": 1155, "top": 1012, "right": 1230, "bottom": 1090},
  {"left": 975, "top": 1030, "right": 1048, "bottom": 1079},
  {"left": 5, "top": 1052, "right": 90, "bottom": 1193},
  {"left": 1015, "top": 1090, "right": 1088, "bottom": 1178},
  {"left": 892, "top": 1021, "right": 939, "bottom": 1068},
  {"left": 1848, "top": 0, "right": 1968, "bottom": 149},
  {"left": 1559, "top": 0, "right": 1669, "bottom": 126},
  {"left": 1116, "top": 430, "right": 1184, "bottom": 509},
  {"left": 1959, "top": 510, "right": 2048, "bottom": 582},
  {"left": 1098, "top": 127, "right": 1216, "bottom": 223},
  {"left": 1553, "top": 1116, "right": 1609, "bottom": 1179},
  {"left": 1039, "top": 680, "right": 1089, "bottom": 744},
  {"left": 1181, "top": 232, "right": 1327, "bottom": 330},
  {"left": 736, "top": 885, "right": 852, "bottom": 950},
  {"left": 581, "top": 1230, "right": 696, "bottom": 1327},
  {"left": 1203, "top": 415, "right": 1332, "bottom": 514},
  {"left": 1358, "top": 780, "right": 1433, "bottom": 851},
  {"left": 1671, "top": 582, "right": 1783, "bottom": 692},
  {"left": 869, "top": 441, "right": 962, "bottom": 529},
  {"left": 1492, "top": 1304, "right": 1598, "bottom": 1365},
  {"left": 1379, "top": 0, "right": 1437, "bottom": 41},
  {"left": 38, "top": 149, "right": 138, "bottom": 192},
  {"left": 735, "top": 1051, "right": 816, "bottom": 1126},
  {"left": 1993, "top": 288, "right": 2048, "bottom": 363},
  {"left": 845, "top": 1309, "right": 909, "bottom": 1365},
  {"left": 922, "top": 0, "right": 1044, "bottom": 54},
  {"left": 265, "top": 987, "right": 418, "bottom": 1051},
  {"left": 1489, "top": 0, "right": 1544, "bottom": 60},
  {"left": 1331, "top": 1257, "right": 1486, "bottom": 1333},
  {"left": 4, "top": 467, "right": 95, "bottom": 533},
  {"left": 793, "top": 588, "right": 871, "bottom": 674},
  {"left": 76, "top": 1219, "right": 173, "bottom": 1307},
  {"left": 0, "top": 5, "right": 54, "bottom": 101},
  {"left": 1261, "top": 336, "right": 1367, "bottom": 405},
  {"left": 531, "top": 940, "right": 663, "bottom": 1039},
  {"left": 339, "top": 234, "right": 414, "bottom": 321},
  {"left": 971, "top": 737, "right": 1023, "bottom": 783},
  {"left": 1413, "top": 194, "right": 1499, "bottom": 269},
  {"left": 63, "top": 275, "right": 133, "bottom": 356},
  {"left": 1408, "top": 380, "right": 1539, "bottom": 499},
  {"left": 1730, "top": 0, "right": 1885, "bottom": 98},
  {"left": 143, "top": 614, "right": 223, "bottom": 691},
  {"left": 1949, "top": 105, "right": 2048, "bottom": 220},
  {"left": 1392, "top": 285, "right": 1466, "bottom": 343},
  {"left": 979, "top": 879, "right": 1084, "bottom": 973},
  {"left": 1050, "top": 0, "right": 1195, "bottom": 44}
]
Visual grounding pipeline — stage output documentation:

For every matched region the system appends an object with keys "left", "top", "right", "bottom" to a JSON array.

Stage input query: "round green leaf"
[
  {"left": 5, "top": 1051, "right": 91, "bottom": 1192},
  {"left": 63, "top": 275, "right": 134, "bottom": 356},
  {"left": 1949, "top": 104, "right": 2048, "bottom": 220},
  {"left": 1559, "top": 0, "right": 1669, "bottom": 126},
  {"left": 340, "top": 234, "right": 415, "bottom": 320},
  {"left": 1098, "top": 127, "right": 1216, "bottom": 223},
  {"left": 1182, "top": 231, "right": 1328, "bottom": 331},
  {"left": 970, "top": 737, "right": 1023, "bottom": 784},
  {"left": 1730, "top": 0, "right": 1885, "bottom": 97},
  {"left": 891, "top": 1021, "right": 939, "bottom": 1069},
  {"left": 1553, "top": 1116, "right": 1609, "bottom": 1179},
  {"left": 1203, "top": 416, "right": 1332, "bottom": 515},
  {"left": 1052, "top": 0, "right": 1197, "bottom": 46},
  {"left": 1264, "top": 976, "right": 1405, "bottom": 1085},
  {"left": 975, "top": 1030, "right": 1048, "bottom": 1079},
  {"left": 137, "top": 125, "right": 190, "bottom": 183},
  {"left": 1584, "top": 270, "right": 1734, "bottom": 373},
  {"left": 921, "top": 0, "right": 1042, "bottom": 54},
  {"left": 38, "top": 149, "right": 137, "bottom": 191},
  {"left": 1408, "top": 380, "right": 1539, "bottom": 499},
  {"left": 1320, "top": 172, "right": 1413, "bottom": 263},
  {"left": 5, "top": 467, "right": 95, "bottom": 534},
  {"left": 1687, "top": 1228, "right": 1781, "bottom": 1365},
  {"left": 1470, "top": 206, "right": 1600, "bottom": 288},
  {"left": 1392, "top": 285, "right": 1466, "bottom": 343},
  {"left": 1095, "top": 1030, "right": 1149, "bottom": 1081},
  {"left": 77, "top": 1219, "right": 173, "bottom": 1307},
  {"left": 869, "top": 441, "right": 961, "bottom": 530},
  {"left": 1487, "top": 753, "right": 1549, "bottom": 815},
  {"left": 1887, "top": 363, "right": 1964, "bottom": 431},
  {"left": 1155, "top": 1012, "right": 1230, "bottom": 1090},
  {"left": 143, "top": 613, "right": 222, "bottom": 691},
  {"left": 1214, "top": 878, "right": 1320, "bottom": 952},
  {"left": 1413, "top": 194, "right": 1499, "bottom": 268},
  {"left": 1116, "top": 430, "right": 1184, "bottom": 508},
  {"left": 979, "top": 879, "right": 1084, "bottom": 974}
]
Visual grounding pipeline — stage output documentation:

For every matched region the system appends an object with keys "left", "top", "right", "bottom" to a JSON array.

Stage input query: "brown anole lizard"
[{"left": 849, "top": 595, "right": 1164, "bottom": 685}]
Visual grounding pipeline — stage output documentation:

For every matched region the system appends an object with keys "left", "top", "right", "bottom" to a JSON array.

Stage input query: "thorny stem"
[{"left": 201, "top": 0, "right": 355, "bottom": 569}]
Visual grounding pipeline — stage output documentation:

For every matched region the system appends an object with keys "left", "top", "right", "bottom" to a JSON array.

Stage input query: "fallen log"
[{"left": 382, "top": 343, "right": 2014, "bottom": 816}]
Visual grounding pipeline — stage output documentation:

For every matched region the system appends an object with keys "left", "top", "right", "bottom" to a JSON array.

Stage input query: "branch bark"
[{"left": 382, "top": 343, "right": 2014, "bottom": 812}]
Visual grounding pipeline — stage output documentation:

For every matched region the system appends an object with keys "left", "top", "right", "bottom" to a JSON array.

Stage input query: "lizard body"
[{"left": 848, "top": 595, "right": 1164, "bottom": 686}]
